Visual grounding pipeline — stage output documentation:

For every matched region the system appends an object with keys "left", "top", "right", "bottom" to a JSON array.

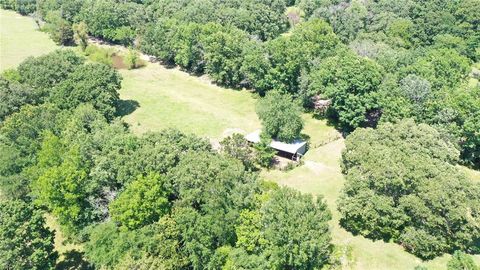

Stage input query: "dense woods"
[{"left": 1, "top": 0, "right": 480, "bottom": 268}]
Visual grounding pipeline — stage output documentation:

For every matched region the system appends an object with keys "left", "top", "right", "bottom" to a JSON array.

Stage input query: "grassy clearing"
[
  {"left": 0, "top": 9, "right": 58, "bottom": 71},
  {"left": 3, "top": 9, "right": 480, "bottom": 270},
  {"left": 119, "top": 64, "right": 261, "bottom": 138}
]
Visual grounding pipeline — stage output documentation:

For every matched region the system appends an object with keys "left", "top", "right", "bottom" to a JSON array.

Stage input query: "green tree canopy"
[
  {"left": 256, "top": 91, "right": 304, "bottom": 142},
  {"left": 110, "top": 173, "right": 171, "bottom": 230},
  {"left": 50, "top": 63, "right": 121, "bottom": 120},
  {"left": 0, "top": 200, "right": 57, "bottom": 270},
  {"left": 17, "top": 50, "right": 83, "bottom": 92},
  {"left": 339, "top": 119, "right": 480, "bottom": 259},
  {"left": 302, "top": 50, "right": 384, "bottom": 130}
]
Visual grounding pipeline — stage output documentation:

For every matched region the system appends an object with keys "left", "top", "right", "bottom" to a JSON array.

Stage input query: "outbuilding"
[{"left": 245, "top": 130, "right": 307, "bottom": 161}]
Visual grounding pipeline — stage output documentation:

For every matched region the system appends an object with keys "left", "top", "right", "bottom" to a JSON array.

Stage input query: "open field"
[
  {"left": 119, "top": 65, "right": 261, "bottom": 138},
  {"left": 2, "top": 9, "right": 480, "bottom": 270},
  {"left": 0, "top": 9, "right": 57, "bottom": 71}
]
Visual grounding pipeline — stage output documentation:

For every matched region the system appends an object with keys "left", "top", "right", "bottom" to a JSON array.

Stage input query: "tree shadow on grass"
[
  {"left": 116, "top": 99, "right": 140, "bottom": 117},
  {"left": 312, "top": 112, "right": 349, "bottom": 138},
  {"left": 56, "top": 250, "right": 93, "bottom": 270}
]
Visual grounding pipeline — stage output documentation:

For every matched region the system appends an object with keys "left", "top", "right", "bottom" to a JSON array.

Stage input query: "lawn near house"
[{"left": 2, "top": 9, "right": 480, "bottom": 270}]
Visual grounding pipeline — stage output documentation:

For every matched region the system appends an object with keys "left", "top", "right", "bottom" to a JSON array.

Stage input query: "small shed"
[{"left": 245, "top": 130, "right": 307, "bottom": 161}]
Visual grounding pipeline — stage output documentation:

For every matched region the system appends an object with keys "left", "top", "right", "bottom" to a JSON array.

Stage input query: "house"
[{"left": 245, "top": 130, "right": 307, "bottom": 161}]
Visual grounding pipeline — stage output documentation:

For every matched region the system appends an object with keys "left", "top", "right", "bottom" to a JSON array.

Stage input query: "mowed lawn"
[
  {"left": 119, "top": 65, "right": 261, "bottom": 139},
  {"left": 3, "top": 9, "right": 480, "bottom": 270},
  {"left": 0, "top": 9, "right": 57, "bottom": 71}
]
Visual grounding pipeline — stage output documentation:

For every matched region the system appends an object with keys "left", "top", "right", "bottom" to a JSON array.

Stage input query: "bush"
[
  {"left": 84, "top": 45, "right": 114, "bottom": 66},
  {"left": 73, "top": 22, "right": 89, "bottom": 51},
  {"left": 124, "top": 48, "right": 141, "bottom": 70},
  {"left": 447, "top": 251, "right": 479, "bottom": 270}
]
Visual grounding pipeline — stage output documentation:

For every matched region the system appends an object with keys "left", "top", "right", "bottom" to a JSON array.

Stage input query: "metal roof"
[{"left": 245, "top": 130, "right": 307, "bottom": 154}]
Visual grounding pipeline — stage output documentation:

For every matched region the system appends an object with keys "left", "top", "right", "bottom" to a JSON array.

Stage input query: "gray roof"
[{"left": 245, "top": 130, "right": 307, "bottom": 155}]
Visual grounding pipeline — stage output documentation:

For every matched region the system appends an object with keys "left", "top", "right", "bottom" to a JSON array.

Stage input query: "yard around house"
[{"left": 1, "top": 8, "right": 480, "bottom": 270}]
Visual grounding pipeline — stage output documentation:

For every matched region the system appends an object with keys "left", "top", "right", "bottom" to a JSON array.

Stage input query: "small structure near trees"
[
  {"left": 312, "top": 95, "right": 331, "bottom": 113},
  {"left": 245, "top": 130, "right": 307, "bottom": 162}
]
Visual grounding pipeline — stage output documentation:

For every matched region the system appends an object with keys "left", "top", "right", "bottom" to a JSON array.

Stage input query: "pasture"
[{"left": 0, "top": 9, "right": 57, "bottom": 71}]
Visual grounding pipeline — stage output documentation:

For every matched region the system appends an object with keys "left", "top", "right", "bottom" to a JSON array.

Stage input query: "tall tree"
[
  {"left": 302, "top": 50, "right": 384, "bottom": 129},
  {"left": 256, "top": 91, "right": 304, "bottom": 142},
  {"left": 0, "top": 200, "right": 57, "bottom": 270}
]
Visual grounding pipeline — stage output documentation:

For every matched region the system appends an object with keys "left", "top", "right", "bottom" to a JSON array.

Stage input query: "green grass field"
[
  {"left": 0, "top": 9, "right": 58, "bottom": 71},
  {"left": 2, "top": 9, "right": 480, "bottom": 270},
  {"left": 119, "top": 64, "right": 261, "bottom": 138}
]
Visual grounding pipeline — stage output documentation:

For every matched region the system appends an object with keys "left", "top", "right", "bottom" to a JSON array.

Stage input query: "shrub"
[
  {"left": 84, "top": 45, "right": 114, "bottom": 66},
  {"left": 447, "top": 251, "right": 479, "bottom": 270},
  {"left": 124, "top": 48, "right": 141, "bottom": 70}
]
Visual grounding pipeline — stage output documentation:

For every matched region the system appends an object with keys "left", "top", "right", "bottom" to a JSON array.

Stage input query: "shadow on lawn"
[
  {"left": 56, "top": 250, "right": 93, "bottom": 270},
  {"left": 116, "top": 99, "right": 140, "bottom": 117}
]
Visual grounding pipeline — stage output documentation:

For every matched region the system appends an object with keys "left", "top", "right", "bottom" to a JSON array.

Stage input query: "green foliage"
[
  {"left": 0, "top": 104, "right": 64, "bottom": 169},
  {"left": 447, "top": 251, "right": 479, "bottom": 270},
  {"left": 50, "top": 63, "right": 121, "bottom": 120},
  {"left": 433, "top": 85, "right": 480, "bottom": 168},
  {"left": 254, "top": 133, "right": 276, "bottom": 168},
  {"left": 0, "top": 68, "right": 21, "bottom": 82},
  {"left": 262, "top": 19, "right": 340, "bottom": 94},
  {"left": 402, "top": 48, "right": 471, "bottom": 90},
  {"left": 79, "top": 0, "right": 142, "bottom": 45},
  {"left": 31, "top": 145, "right": 94, "bottom": 236},
  {"left": 256, "top": 91, "right": 304, "bottom": 142},
  {"left": 0, "top": 0, "right": 36, "bottom": 15},
  {"left": 73, "top": 22, "right": 89, "bottom": 51},
  {"left": 220, "top": 133, "right": 256, "bottom": 171},
  {"left": 260, "top": 187, "right": 332, "bottom": 269},
  {"left": 169, "top": 152, "right": 260, "bottom": 268},
  {"left": 339, "top": 120, "right": 480, "bottom": 259},
  {"left": 17, "top": 49, "right": 84, "bottom": 92},
  {"left": 0, "top": 77, "right": 41, "bottom": 123},
  {"left": 84, "top": 45, "right": 114, "bottom": 66},
  {"left": 235, "top": 209, "right": 268, "bottom": 253},
  {"left": 303, "top": 50, "right": 384, "bottom": 130},
  {"left": 44, "top": 10, "right": 74, "bottom": 45},
  {"left": 124, "top": 48, "right": 141, "bottom": 70},
  {"left": 85, "top": 217, "right": 188, "bottom": 270},
  {"left": 0, "top": 200, "right": 57, "bottom": 270},
  {"left": 0, "top": 104, "right": 64, "bottom": 200},
  {"left": 110, "top": 173, "right": 171, "bottom": 230},
  {"left": 201, "top": 24, "right": 249, "bottom": 86}
]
